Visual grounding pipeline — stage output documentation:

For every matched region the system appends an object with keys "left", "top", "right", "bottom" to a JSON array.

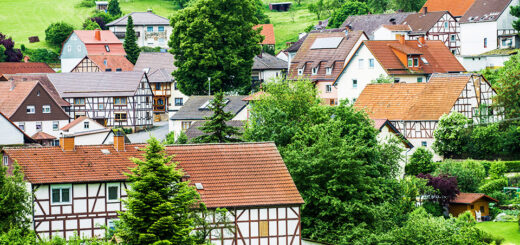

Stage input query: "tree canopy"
[
  {"left": 169, "top": 0, "right": 263, "bottom": 95},
  {"left": 123, "top": 16, "right": 140, "bottom": 64},
  {"left": 45, "top": 22, "right": 74, "bottom": 47},
  {"left": 107, "top": 0, "right": 122, "bottom": 17},
  {"left": 392, "top": 0, "right": 426, "bottom": 12},
  {"left": 0, "top": 164, "right": 32, "bottom": 233},
  {"left": 493, "top": 53, "right": 520, "bottom": 119},
  {"left": 328, "top": 1, "right": 370, "bottom": 28},
  {"left": 0, "top": 33, "right": 23, "bottom": 62}
]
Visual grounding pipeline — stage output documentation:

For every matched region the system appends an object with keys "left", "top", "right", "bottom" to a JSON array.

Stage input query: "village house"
[
  {"left": 70, "top": 55, "right": 134, "bottom": 72},
  {"left": 169, "top": 96, "right": 248, "bottom": 139},
  {"left": 59, "top": 116, "right": 129, "bottom": 145},
  {"left": 373, "top": 24, "right": 412, "bottom": 40},
  {"left": 252, "top": 52, "right": 288, "bottom": 85},
  {"left": 373, "top": 118, "right": 414, "bottom": 177},
  {"left": 0, "top": 112, "right": 35, "bottom": 145},
  {"left": 340, "top": 12, "right": 413, "bottom": 39},
  {"left": 107, "top": 11, "right": 171, "bottom": 48},
  {"left": 289, "top": 30, "right": 367, "bottom": 105},
  {"left": 449, "top": 193, "right": 498, "bottom": 219},
  {"left": 2, "top": 138, "right": 304, "bottom": 243},
  {"left": 458, "top": 0, "right": 520, "bottom": 70},
  {"left": 334, "top": 35, "right": 466, "bottom": 102},
  {"left": 254, "top": 24, "right": 276, "bottom": 51},
  {"left": 421, "top": 0, "right": 477, "bottom": 20},
  {"left": 0, "top": 79, "right": 70, "bottom": 145},
  {"left": 354, "top": 73, "right": 496, "bottom": 158},
  {"left": 46, "top": 72, "right": 154, "bottom": 131},
  {"left": 60, "top": 29, "right": 127, "bottom": 72}
]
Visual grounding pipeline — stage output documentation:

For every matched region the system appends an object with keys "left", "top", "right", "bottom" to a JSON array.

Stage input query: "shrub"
[
  {"left": 503, "top": 125, "right": 520, "bottom": 157},
  {"left": 82, "top": 19, "right": 101, "bottom": 30},
  {"left": 405, "top": 147, "right": 435, "bottom": 176},
  {"left": 505, "top": 161, "right": 520, "bottom": 172},
  {"left": 78, "top": 0, "right": 95, "bottom": 7},
  {"left": 435, "top": 160, "right": 486, "bottom": 193},
  {"left": 433, "top": 112, "right": 471, "bottom": 158},
  {"left": 479, "top": 178, "right": 508, "bottom": 194},
  {"left": 422, "top": 201, "right": 444, "bottom": 217},
  {"left": 488, "top": 203, "right": 501, "bottom": 219},
  {"left": 468, "top": 123, "right": 504, "bottom": 159},
  {"left": 490, "top": 161, "right": 507, "bottom": 179},
  {"left": 23, "top": 48, "right": 59, "bottom": 64},
  {"left": 489, "top": 191, "right": 509, "bottom": 204},
  {"left": 45, "top": 22, "right": 74, "bottom": 47},
  {"left": 508, "top": 174, "right": 520, "bottom": 187}
]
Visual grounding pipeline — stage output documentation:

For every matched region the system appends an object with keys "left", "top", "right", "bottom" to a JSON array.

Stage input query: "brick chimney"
[
  {"left": 396, "top": 34, "right": 405, "bottom": 45},
  {"left": 9, "top": 77, "right": 15, "bottom": 91},
  {"left": 23, "top": 56, "right": 30, "bottom": 63},
  {"left": 422, "top": 7, "right": 428, "bottom": 14},
  {"left": 94, "top": 29, "right": 101, "bottom": 41},
  {"left": 113, "top": 130, "right": 125, "bottom": 152},
  {"left": 60, "top": 135, "right": 75, "bottom": 152}
]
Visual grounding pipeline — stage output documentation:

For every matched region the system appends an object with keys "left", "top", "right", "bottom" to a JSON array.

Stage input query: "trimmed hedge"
[{"left": 504, "top": 161, "right": 520, "bottom": 172}]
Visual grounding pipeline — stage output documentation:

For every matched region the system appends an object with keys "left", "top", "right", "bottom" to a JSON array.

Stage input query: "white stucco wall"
[
  {"left": 61, "top": 58, "right": 83, "bottom": 73},
  {"left": 459, "top": 22, "right": 497, "bottom": 56},
  {"left": 109, "top": 25, "right": 171, "bottom": 48},
  {"left": 459, "top": 55, "right": 511, "bottom": 71},
  {"left": 15, "top": 120, "right": 69, "bottom": 139},
  {"left": 0, "top": 117, "right": 24, "bottom": 145},
  {"left": 170, "top": 84, "right": 189, "bottom": 112},
  {"left": 74, "top": 132, "right": 111, "bottom": 145},
  {"left": 63, "top": 118, "right": 106, "bottom": 134}
]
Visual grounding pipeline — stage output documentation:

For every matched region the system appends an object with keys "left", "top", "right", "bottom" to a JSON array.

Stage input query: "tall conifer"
[{"left": 123, "top": 16, "right": 140, "bottom": 64}]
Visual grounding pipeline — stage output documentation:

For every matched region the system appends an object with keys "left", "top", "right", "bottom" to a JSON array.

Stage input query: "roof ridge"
[{"left": 164, "top": 141, "right": 275, "bottom": 147}]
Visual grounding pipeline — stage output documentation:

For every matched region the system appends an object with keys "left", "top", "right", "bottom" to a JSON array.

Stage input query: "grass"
[
  {"left": 476, "top": 222, "right": 520, "bottom": 245},
  {"left": 0, "top": 0, "right": 178, "bottom": 49}
]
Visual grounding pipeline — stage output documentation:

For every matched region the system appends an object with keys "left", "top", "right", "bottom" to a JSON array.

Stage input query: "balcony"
[{"left": 498, "top": 29, "right": 518, "bottom": 37}]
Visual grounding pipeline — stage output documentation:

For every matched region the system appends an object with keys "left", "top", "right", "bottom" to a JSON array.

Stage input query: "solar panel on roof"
[{"left": 310, "top": 37, "right": 344, "bottom": 49}]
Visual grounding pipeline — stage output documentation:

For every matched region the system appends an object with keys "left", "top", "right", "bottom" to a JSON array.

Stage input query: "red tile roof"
[
  {"left": 450, "top": 193, "right": 498, "bottom": 204},
  {"left": 242, "top": 91, "right": 267, "bottom": 101},
  {"left": 364, "top": 40, "right": 465, "bottom": 75},
  {"left": 422, "top": 0, "right": 476, "bottom": 17},
  {"left": 3, "top": 142, "right": 303, "bottom": 208},
  {"left": 381, "top": 24, "right": 412, "bottom": 31},
  {"left": 87, "top": 55, "right": 134, "bottom": 71},
  {"left": 0, "top": 62, "right": 55, "bottom": 74},
  {"left": 85, "top": 44, "right": 126, "bottom": 56},
  {"left": 74, "top": 30, "right": 122, "bottom": 44},
  {"left": 254, "top": 24, "right": 275, "bottom": 45},
  {"left": 31, "top": 131, "right": 56, "bottom": 140},
  {"left": 0, "top": 80, "right": 39, "bottom": 117}
]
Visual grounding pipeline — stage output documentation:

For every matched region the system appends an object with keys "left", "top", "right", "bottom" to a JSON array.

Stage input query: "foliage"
[
  {"left": 434, "top": 160, "right": 486, "bottom": 193},
  {"left": 503, "top": 160, "right": 520, "bottom": 172},
  {"left": 308, "top": 0, "right": 330, "bottom": 20},
  {"left": 422, "top": 201, "right": 444, "bottom": 217},
  {"left": 369, "top": 0, "right": 389, "bottom": 13},
  {"left": 123, "top": 16, "right": 140, "bottom": 64},
  {"left": 171, "top": 0, "right": 192, "bottom": 9},
  {"left": 254, "top": 0, "right": 270, "bottom": 24},
  {"left": 169, "top": 0, "right": 263, "bottom": 96},
  {"left": 262, "top": 44, "right": 275, "bottom": 55},
  {"left": 117, "top": 137, "right": 200, "bottom": 244},
  {"left": 165, "top": 131, "right": 176, "bottom": 144},
  {"left": 479, "top": 67, "right": 500, "bottom": 85},
  {"left": 0, "top": 33, "right": 23, "bottom": 62},
  {"left": 0, "top": 163, "right": 32, "bottom": 233},
  {"left": 493, "top": 53, "right": 520, "bottom": 119},
  {"left": 107, "top": 0, "right": 122, "bottom": 17},
  {"left": 479, "top": 178, "right": 508, "bottom": 194},
  {"left": 140, "top": 46, "right": 162, "bottom": 52},
  {"left": 371, "top": 74, "right": 393, "bottom": 84},
  {"left": 91, "top": 11, "right": 119, "bottom": 29},
  {"left": 433, "top": 112, "right": 471, "bottom": 158},
  {"left": 78, "top": 0, "right": 95, "bottom": 8},
  {"left": 0, "top": 227, "right": 36, "bottom": 245},
  {"left": 22, "top": 48, "right": 59, "bottom": 64},
  {"left": 45, "top": 22, "right": 74, "bottom": 47},
  {"left": 468, "top": 123, "right": 504, "bottom": 159},
  {"left": 511, "top": 3, "right": 520, "bottom": 32},
  {"left": 392, "top": 0, "right": 426, "bottom": 12},
  {"left": 399, "top": 176, "right": 434, "bottom": 213},
  {"left": 405, "top": 147, "right": 435, "bottom": 176},
  {"left": 328, "top": 1, "right": 370, "bottom": 28},
  {"left": 490, "top": 161, "right": 507, "bottom": 179},
  {"left": 417, "top": 173, "right": 459, "bottom": 205},
  {"left": 82, "top": 19, "right": 101, "bottom": 30},
  {"left": 192, "top": 206, "right": 233, "bottom": 244},
  {"left": 191, "top": 92, "right": 242, "bottom": 143},
  {"left": 175, "top": 131, "right": 188, "bottom": 144},
  {"left": 489, "top": 191, "right": 509, "bottom": 204}
]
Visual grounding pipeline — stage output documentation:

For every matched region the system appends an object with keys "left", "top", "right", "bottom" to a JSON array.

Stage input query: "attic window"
[
  {"left": 103, "top": 59, "right": 108, "bottom": 66},
  {"left": 298, "top": 68, "right": 304, "bottom": 75},
  {"left": 105, "top": 45, "right": 110, "bottom": 52},
  {"left": 326, "top": 67, "right": 332, "bottom": 75},
  {"left": 310, "top": 37, "right": 344, "bottom": 49},
  {"left": 312, "top": 67, "right": 318, "bottom": 75},
  {"left": 101, "top": 149, "right": 111, "bottom": 154},
  {"left": 195, "top": 183, "right": 204, "bottom": 190}
]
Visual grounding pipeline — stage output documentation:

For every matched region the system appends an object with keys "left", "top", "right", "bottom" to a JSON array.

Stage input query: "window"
[
  {"left": 115, "top": 113, "right": 127, "bottom": 121},
  {"left": 444, "top": 21, "right": 448, "bottom": 29},
  {"left": 394, "top": 78, "right": 400, "bottom": 83},
  {"left": 156, "top": 83, "right": 161, "bottom": 90},
  {"left": 108, "top": 220, "right": 118, "bottom": 231},
  {"left": 53, "top": 121, "right": 59, "bottom": 131},
  {"left": 36, "top": 122, "right": 42, "bottom": 132},
  {"left": 98, "top": 104, "right": 104, "bottom": 110},
  {"left": 18, "top": 122, "right": 25, "bottom": 131},
  {"left": 421, "top": 141, "right": 427, "bottom": 147},
  {"left": 107, "top": 183, "right": 119, "bottom": 202},
  {"left": 325, "top": 85, "right": 332, "bottom": 93},
  {"left": 480, "top": 206, "right": 485, "bottom": 213},
  {"left": 369, "top": 58, "right": 374, "bottom": 68},
  {"left": 358, "top": 59, "right": 364, "bottom": 69},
  {"left": 116, "top": 68, "right": 122, "bottom": 72},
  {"left": 157, "top": 98, "right": 164, "bottom": 105},
  {"left": 74, "top": 98, "right": 85, "bottom": 105},
  {"left": 450, "top": 34, "right": 456, "bottom": 42},
  {"left": 105, "top": 45, "right": 110, "bottom": 52},
  {"left": 408, "top": 58, "right": 413, "bottom": 67},
  {"left": 103, "top": 59, "right": 107, "bottom": 66},
  {"left": 326, "top": 67, "right": 332, "bottom": 75},
  {"left": 51, "top": 185, "right": 71, "bottom": 204},
  {"left": 259, "top": 221, "right": 269, "bottom": 237},
  {"left": 52, "top": 140, "right": 60, "bottom": 146},
  {"left": 158, "top": 26, "right": 165, "bottom": 32},
  {"left": 42, "top": 105, "right": 51, "bottom": 113},
  {"left": 146, "top": 96, "right": 150, "bottom": 104},
  {"left": 77, "top": 45, "right": 81, "bottom": 52},
  {"left": 297, "top": 68, "right": 304, "bottom": 75},
  {"left": 312, "top": 67, "right": 318, "bottom": 75},
  {"left": 470, "top": 205, "right": 474, "bottom": 209},
  {"left": 84, "top": 121, "right": 89, "bottom": 129},
  {"left": 114, "top": 97, "right": 127, "bottom": 105},
  {"left": 484, "top": 38, "right": 487, "bottom": 48},
  {"left": 37, "top": 91, "right": 40, "bottom": 96},
  {"left": 175, "top": 98, "right": 184, "bottom": 106},
  {"left": 147, "top": 26, "right": 153, "bottom": 32},
  {"left": 3, "top": 155, "right": 8, "bottom": 166},
  {"left": 417, "top": 77, "right": 423, "bottom": 83},
  {"left": 352, "top": 79, "right": 358, "bottom": 88},
  {"left": 106, "top": 68, "right": 112, "bottom": 72},
  {"left": 67, "top": 45, "right": 71, "bottom": 52},
  {"left": 329, "top": 99, "right": 335, "bottom": 106},
  {"left": 413, "top": 58, "right": 419, "bottom": 67},
  {"left": 26, "top": 105, "right": 35, "bottom": 114},
  {"left": 174, "top": 82, "right": 178, "bottom": 90},
  {"left": 181, "top": 121, "right": 191, "bottom": 131}
]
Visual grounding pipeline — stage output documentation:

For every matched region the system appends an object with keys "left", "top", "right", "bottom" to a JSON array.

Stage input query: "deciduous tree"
[
  {"left": 434, "top": 160, "right": 486, "bottom": 193},
  {"left": 123, "top": 16, "right": 140, "bottom": 64},
  {"left": 493, "top": 54, "right": 520, "bottom": 119},
  {"left": 392, "top": 0, "right": 426, "bottom": 12},
  {"left": 433, "top": 112, "right": 471, "bottom": 158},
  {"left": 328, "top": 1, "right": 370, "bottom": 28},
  {"left": 0, "top": 33, "right": 22, "bottom": 62},
  {"left": 45, "top": 22, "right": 74, "bottom": 47},
  {"left": 405, "top": 147, "right": 435, "bottom": 176},
  {"left": 0, "top": 163, "right": 31, "bottom": 233}
]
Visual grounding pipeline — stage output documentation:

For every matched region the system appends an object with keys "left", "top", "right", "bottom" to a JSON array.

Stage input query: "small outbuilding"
[
  {"left": 449, "top": 193, "right": 498, "bottom": 219},
  {"left": 95, "top": 1, "right": 108, "bottom": 11},
  {"left": 269, "top": 2, "right": 292, "bottom": 11}
]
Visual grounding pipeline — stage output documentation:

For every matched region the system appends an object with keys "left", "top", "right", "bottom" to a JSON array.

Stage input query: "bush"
[
  {"left": 140, "top": 46, "right": 162, "bottom": 52},
  {"left": 82, "top": 19, "right": 101, "bottom": 30},
  {"left": 23, "top": 48, "right": 59, "bottom": 64},
  {"left": 479, "top": 178, "right": 508, "bottom": 194},
  {"left": 78, "top": 0, "right": 95, "bottom": 7},
  {"left": 422, "top": 201, "right": 444, "bottom": 217},
  {"left": 505, "top": 161, "right": 520, "bottom": 172},
  {"left": 435, "top": 160, "right": 486, "bottom": 193},
  {"left": 488, "top": 203, "right": 501, "bottom": 219},
  {"left": 433, "top": 112, "right": 471, "bottom": 158},
  {"left": 489, "top": 191, "right": 509, "bottom": 204},
  {"left": 468, "top": 123, "right": 504, "bottom": 159},
  {"left": 490, "top": 161, "right": 507, "bottom": 179},
  {"left": 45, "top": 22, "right": 74, "bottom": 47},
  {"left": 405, "top": 147, "right": 435, "bottom": 176}
]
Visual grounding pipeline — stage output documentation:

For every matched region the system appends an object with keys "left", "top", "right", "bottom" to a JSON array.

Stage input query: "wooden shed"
[{"left": 449, "top": 193, "right": 498, "bottom": 218}]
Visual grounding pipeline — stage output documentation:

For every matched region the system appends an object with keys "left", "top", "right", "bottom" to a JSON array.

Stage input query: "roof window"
[
  {"left": 105, "top": 45, "right": 110, "bottom": 52},
  {"left": 195, "top": 183, "right": 204, "bottom": 190},
  {"left": 101, "top": 149, "right": 111, "bottom": 154}
]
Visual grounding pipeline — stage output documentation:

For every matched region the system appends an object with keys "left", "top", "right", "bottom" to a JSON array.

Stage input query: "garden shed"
[{"left": 449, "top": 193, "right": 498, "bottom": 219}]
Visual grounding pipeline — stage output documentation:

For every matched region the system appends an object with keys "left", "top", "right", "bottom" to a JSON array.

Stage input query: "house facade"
[
  {"left": 2, "top": 138, "right": 303, "bottom": 243},
  {"left": 107, "top": 11, "right": 171, "bottom": 48},
  {"left": 60, "top": 30, "right": 126, "bottom": 73},
  {"left": 0, "top": 112, "right": 34, "bottom": 145},
  {"left": 71, "top": 55, "right": 134, "bottom": 72},
  {"left": 334, "top": 36, "right": 466, "bottom": 102},
  {"left": 252, "top": 52, "right": 288, "bottom": 86},
  {"left": 373, "top": 24, "right": 412, "bottom": 40},
  {"left": 354, "top": 73, "right": 496, "bottom": 158},
  {"left": 46, "top": 72, "right": 153, "bottom": 131},
  {"left": 59, "top": 116, "right": 117, "bottom": 145}
]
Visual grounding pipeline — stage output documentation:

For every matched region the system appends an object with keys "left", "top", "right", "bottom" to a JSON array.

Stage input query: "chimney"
[
  {"left": 113, "top": 130, "right": 125, "bottom": 152},
  {"left": 60, "top": 135, "right": 75, "bottom": 152},
  {"left": 418, "top": 36, "right": 425, "bottom": 44},
  {"left": 9, "top": 78, "right": 15, "bottom": 91},
  {"left": 23, "top": 56, "right": 30, "bottom": 63},
  {"left": 422, "top": 7, "right": 428, "bottom": 14},
  {"left": 94, "top": 29, "right": 101, "bottom": 41},
  {"left": 397, "top": 34, "right": 405, "bottom": 45}
]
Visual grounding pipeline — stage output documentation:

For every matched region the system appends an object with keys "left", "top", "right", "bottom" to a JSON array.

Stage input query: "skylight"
[
  {"left": 310, "top": 37, "right": 344, "bottom": 49},
  {"left": 195, "top": 183, "right": 204, "bottom": 190},
  {"left": 421, "top": 57, "right": 429, "bottom": 64},
  {"left": 101, "top": 149, "right": 111, "bottom": 154}
]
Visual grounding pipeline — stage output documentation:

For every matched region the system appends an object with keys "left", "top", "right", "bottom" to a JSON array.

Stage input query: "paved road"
[{"left": 127, "top": 121, "right": 169, "bottom": 143}]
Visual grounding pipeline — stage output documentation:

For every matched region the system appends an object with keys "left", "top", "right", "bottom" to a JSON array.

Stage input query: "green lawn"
[
  {"left": 0, "top": 0, "right": 177, "bottom": 49},
  {"left": 476, "top": 222, "right": 520, "bottom": 245}
]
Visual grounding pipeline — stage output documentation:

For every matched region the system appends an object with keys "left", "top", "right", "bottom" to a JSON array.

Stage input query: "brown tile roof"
[
  {"left": 450, "top": 193, "right": 498, "bottom": 204},
  {"left": 459, "top": 0, "right": 512, "bottom": 23},
  {"left": 0, "top": 62, "right": 55, "bottom": 74},
  {"left": 2, "top": 74, "right": 70, "bottom": 107},
  {"left": 0, "top": 80, "right": 39, "bottom": 117},
  {"left": 3, "top": 142, "right": 303, "bottom": 208},
  {"left": 354, "top": 74, "right": 474, "bottom": 120},
  {"left": 422, "top": 0, "right": 476, "bottom": 17},
  {"left": 402, "top": 11, "right": 449, "bottom": 33},
  {"left": 31, "top": 131, "right": 56, "bottom": 140},
  {"left": 254, "top": 24, "right": 275, "bottom": 45},
  {"left": 87, "top": 55, "right": 134, "bottom": 71},
  {"left": 74, "top": 30, "right": 122, "bottom": 44},
  {"left": 242, "top": 91, "right": 267, "bottom": 101},
  {"left": 61, "top": 116, "right": 104, "bottom": 131},
  {"left": 364, "top": 40, "right": 466, "bottom": 75},
  {"left": 382, "top": 24, "right": 411, "bottom": 31}
]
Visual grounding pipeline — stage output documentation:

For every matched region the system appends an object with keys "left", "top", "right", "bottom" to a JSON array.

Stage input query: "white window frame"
[
  {"left": 297, "top": 68, "right": 304, "bottom": 75},
  {"left": 3, "top": 155, "right": 8, "bottom": 166},
  {"left": 147, "top": 26, "right": 153, "bottom": 32},
  {"left": 450, "top": 34, "right": 456, "bottom": 42},
  {"left": 312, "top": 67, "right": 318, "bottom": 75},
  {"left": 421, "top": 141, "right": 427, "bottom": 147},
  {"left": 413, "top": 58, "right": 419, "bottom": 67},
  {"left": 18, "top": 122, "right": 25, "bottom": 131},
  {"left": 368, "top": 58, "right": 374, "bottom": 69},
  {"left": 358, "top": 59, "right": 364, "bottom": 69},
  {"left": 106, "top": 183, "right": 120, "bottom": 202},
  {"left": 326, "top": 67, "right": 332, "bottom": 75},
  {"left": 181, "top": 121, "right": 191, "bottom": 131},
  {"left": 42, "top": 105, "right": 51, "bottom": 113},
  {"left": 53, "top": 121, "right": 59, "bottom": 131},
  {"left": 27, "top": 105, "right": 35, "bottom": 114},
  {"left": 175, "top": 98, "right": 183, "bottom": 106},
  {"left": 36, "top": 122, "right": 42, "bottom": 132},
  {"left": 325, "top": 84, "right": 332, "bottom": 93},
  {"left": 158, "top": 26, "right": 165, "bottom": 32},
  {"left": 84, "top": 121, "right": 89, "bottom": 129},
  {"left": 417, "top": 77, "right": 423, "bottom": 83},
  {"left": 407, "top": 58, "right": 413, "bottom": 67},
  {"left": 51, "top": 184, "right": 72, "bottom": 205},
  {"left": 352, "top": 79, "right": 358, "bottom": 88}
]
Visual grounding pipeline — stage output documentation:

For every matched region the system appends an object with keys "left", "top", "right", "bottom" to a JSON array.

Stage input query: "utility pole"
[{"left": 208, "top": 77, "right": 211, "bottom": 96}]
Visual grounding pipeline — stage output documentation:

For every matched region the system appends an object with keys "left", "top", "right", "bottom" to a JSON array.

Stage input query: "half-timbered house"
[
  {"left": 2, "top": 136, "right": 304, "bottom": 244},
  {"left": 46, "top": 72, "right": 153, "bottom": 131},
  {"left": 354, "top": 73, "right": 496, "bottom": 159},
  {"left": 71, "top": 55, "right": 134, "bottom": 72}
]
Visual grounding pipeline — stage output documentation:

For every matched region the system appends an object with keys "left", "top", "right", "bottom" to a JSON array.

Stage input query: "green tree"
[
  {"left": 468, "top": 123, "right": 504, "bottom": 159},
  {"left": 107, "top": 0, "right": 122, "bottom": 17},
  {"left": 369, "top": 0, "right": 389, "bottom": 13},
  {"left": 392, "top": 0, "right": 426, "bottom": 12},
  {"left": 432, "top": 112, "right": 471, "bottom": 158},
  {"left": 328, "top": 1, "right": 370, "bottom": 28},
  {"left": 45, "top": 22, "right": 74, "bottom": 47},
  {"left": 371, "top": 74, "right": 393, "bottom": 84},
  {"left": 117, "top": 137, "right": 200, "bottom": 244},
  {"left": 435, "top": 160, "right": 486, "bottom": 193},
  {"left": 123, "top": 16, "right": 140, "bottom": 64},
  {"left": 169, "top": 0, "right": 263, "bottom": 95},
  {"left": 405, "top": 147, "right": 435, "bottom": 176},
  {"left": 308, "top": 0, "right": 328, "bottom": 20},
  {"left": 82, "top": 19, "right": 101, "bottom": 30},
  {"left": 172, "top": 0, "right": 192, "bottom": 9},
  {"left": 489, "top": 161, "right": 507, "bottom": 179},
  {"left": 493, "top": 53, "right": 520, "bottom": 119},
  {"left": 192, "top": 92, "right": 242, "bottom": 143},
  {"left": 254, "top": 0, "right": 270, "bottom": 24},
  {"left": 0, "top": 163, "right": 32, "bottom": 233},
  {"left": 511, "top": 3, "right": 520, "bottom": 31}
]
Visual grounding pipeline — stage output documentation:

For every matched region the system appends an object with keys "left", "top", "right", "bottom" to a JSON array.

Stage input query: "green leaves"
[
  {"left": 0, "top": 163, "right": 31, "bottom": 234},
  {"left": 124, "top": 16, "right": 140, "bottom": 64}
]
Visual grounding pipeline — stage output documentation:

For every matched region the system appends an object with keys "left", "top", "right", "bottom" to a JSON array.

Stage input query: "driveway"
[{"left": 127, "top": 121, "right": 169, "bottom": 143}]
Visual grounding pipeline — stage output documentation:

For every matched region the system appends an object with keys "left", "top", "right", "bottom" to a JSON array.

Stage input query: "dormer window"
[
  {"left": 413, "top": 58, "right": 419, "bottom": 67},
  {"left": 408, "top": 56, "right": 420, "bottom": 67},
  {"left": 298, "top": 66, "right": 304, "bottom": 75},
  {"left": 312, "top": 67, "right": 318, "bottom": 75},
  {"left": 408, "top": 58, "right": 413, "bottom": 67},
  {"left": 326, "top": 67, "right": 332, "bottom": 75}
]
